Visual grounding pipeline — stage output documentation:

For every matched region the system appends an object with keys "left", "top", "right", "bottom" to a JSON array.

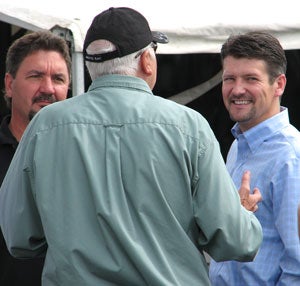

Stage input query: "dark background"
[{"left": 1, "top": 21, "right": 300, "bottom": 158}]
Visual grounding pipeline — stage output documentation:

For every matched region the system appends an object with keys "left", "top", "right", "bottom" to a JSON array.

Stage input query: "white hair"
[{"left": 85, "top": 40, "right": 153, "bottom": 81}]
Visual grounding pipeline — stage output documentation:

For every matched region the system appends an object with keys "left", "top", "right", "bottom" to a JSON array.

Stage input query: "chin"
[{"left": 28, "top": 111, "right": 38, "bottom": 121}]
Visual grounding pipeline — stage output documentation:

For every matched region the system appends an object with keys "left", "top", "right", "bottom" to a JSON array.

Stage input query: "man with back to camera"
[{"left": 0, "top": 7, "right": 262, "bottom": 285}]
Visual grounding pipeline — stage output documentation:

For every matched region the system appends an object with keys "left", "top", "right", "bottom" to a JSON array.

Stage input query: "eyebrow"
[{"left": 26, "top": 70, "right": 67, "bottom": 78}]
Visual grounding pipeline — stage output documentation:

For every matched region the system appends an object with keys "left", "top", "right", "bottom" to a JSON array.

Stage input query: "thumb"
[{"left": 252, "top": 188, "right": 263, "bottom": 202}]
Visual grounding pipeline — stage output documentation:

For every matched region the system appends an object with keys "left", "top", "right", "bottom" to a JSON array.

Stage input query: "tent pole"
[
  {"left": 71, "top": 51, "right": 85, "bottom": 96},
  {"left": 50, "top": 25, "right": 85, "bottom": 96}
]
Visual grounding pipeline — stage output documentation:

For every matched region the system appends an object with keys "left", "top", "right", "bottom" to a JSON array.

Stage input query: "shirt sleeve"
[
  {"left": 0, "top": 130, "right": 47, "bottom": 258},
  {"left": 192, "top": 135, "right": 262, "bottom": 262},
  {"left": 272, "top": 158, "right": 300, "bottom": 284}
]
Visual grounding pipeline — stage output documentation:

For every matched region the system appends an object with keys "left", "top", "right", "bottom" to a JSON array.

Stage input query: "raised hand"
[{"left": 238, "top": 171, "right": 262, "bottom": 212}]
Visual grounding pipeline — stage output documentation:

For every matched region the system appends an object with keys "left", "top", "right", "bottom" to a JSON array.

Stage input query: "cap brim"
[{"left": 152, "top": 31, "right": 169, "bottom": 44}]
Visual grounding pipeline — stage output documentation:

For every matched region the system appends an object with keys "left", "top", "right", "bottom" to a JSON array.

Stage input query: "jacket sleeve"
[
  {"left": 0, "top": 129, "right": 47, "bottom": 258},
  {"left": 192, "top": 136, "right": 262, "bottom": 262}
]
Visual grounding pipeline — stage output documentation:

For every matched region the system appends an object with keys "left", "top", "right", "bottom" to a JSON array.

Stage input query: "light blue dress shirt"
[{"left": 210, "top": 107, "right": 300, "bottom": 285}]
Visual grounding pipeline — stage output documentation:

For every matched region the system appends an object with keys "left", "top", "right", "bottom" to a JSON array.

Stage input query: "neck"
[{"left": 8, "top": 116, "right": 28, "bottom": 142}]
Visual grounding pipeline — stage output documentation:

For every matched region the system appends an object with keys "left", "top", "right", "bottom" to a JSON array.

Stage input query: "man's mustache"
[{"left": 32, "top": 94, "right": 56, "bottom": 104}]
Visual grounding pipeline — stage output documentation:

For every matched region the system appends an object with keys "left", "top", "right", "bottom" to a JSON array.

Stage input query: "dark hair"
[
  {"left": 221, "top": 31, "right": 287, "bottom": 83},
  {"left": 4, "top": 30, "right": 72, "bottom": 108}
]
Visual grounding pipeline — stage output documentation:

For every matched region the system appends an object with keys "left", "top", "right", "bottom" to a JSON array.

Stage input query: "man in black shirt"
[{"left": 0, "top": 30, "right": 71, "bottom": 286}]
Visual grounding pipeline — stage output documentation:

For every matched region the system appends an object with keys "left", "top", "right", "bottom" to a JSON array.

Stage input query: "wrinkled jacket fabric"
[{"left": 0, "top": 75, "right": 262, "bottom": 285}]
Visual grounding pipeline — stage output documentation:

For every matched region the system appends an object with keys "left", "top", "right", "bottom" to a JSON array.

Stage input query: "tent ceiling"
[{"left": 1, "top": 0, "right": 300, "bottom": 54}]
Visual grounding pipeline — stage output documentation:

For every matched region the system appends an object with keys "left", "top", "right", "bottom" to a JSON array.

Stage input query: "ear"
[
  {"left": 274, "top": 74, "right": 286, "bottom": 97},
  {"left": 4, "top": 73, "right": 14, "bottom": 99},
  {"left": 140, "top": 50, "right": 154, "bottom": 76}
]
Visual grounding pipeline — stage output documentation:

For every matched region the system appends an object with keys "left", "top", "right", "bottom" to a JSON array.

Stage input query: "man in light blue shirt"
[{"left": 209, "top": 31, "right": 300, "bottom": 285}]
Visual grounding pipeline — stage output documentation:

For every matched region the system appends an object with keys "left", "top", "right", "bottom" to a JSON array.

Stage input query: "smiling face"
[{"left": 222, "top": 56, "right": 286, "bottom": 131}]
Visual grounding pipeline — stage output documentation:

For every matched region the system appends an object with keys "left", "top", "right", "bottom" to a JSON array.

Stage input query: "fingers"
[
  {"left": 252, "top": 188, "right": 263, "bottom": 202},
  {"left": 238, "top": 171, "right": 262, "bottom": 212},
  {"left": 239, "top": 170, "right": 251, "bottom": 199},
  {"left": 248, "top": 205, "right": 258, "bottom": 213},
  {"left": 250, "top": 188, "right": 262, "bottom": 212},
  {"left": 240, "top": 170, "right": 250, "bottom": 189}
]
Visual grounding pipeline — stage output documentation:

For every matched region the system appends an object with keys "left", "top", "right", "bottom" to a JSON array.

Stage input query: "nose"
[
  {"left": 231, "top": 79, "right": 246, "bottom": 95},
  {"left": 39, "top": 76, "right": 55, "bottom": 94}
]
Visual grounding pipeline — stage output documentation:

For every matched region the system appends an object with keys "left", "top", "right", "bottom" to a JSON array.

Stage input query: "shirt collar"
[
  {"left": 88, "top": 74, "right": 153, "bottom": 96},
  {"left": 231, "top": 107, "right": 290, "bottom": 153}
]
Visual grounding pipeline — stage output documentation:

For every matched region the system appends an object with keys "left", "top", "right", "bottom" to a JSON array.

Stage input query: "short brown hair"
[
  {"left": 4, "top": 30, "right": 72, "bottom": 108},
  {"left": 221, "top": 31, "right": 287, "bottom": 83}
]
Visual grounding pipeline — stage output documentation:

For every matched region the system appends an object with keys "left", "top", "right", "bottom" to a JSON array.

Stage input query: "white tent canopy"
[
  {"left": 2, "top": 0, "right": 300, "bottom": 53},
  {"left": 1, "top": 0, "right": 300, "bottom": 96}
]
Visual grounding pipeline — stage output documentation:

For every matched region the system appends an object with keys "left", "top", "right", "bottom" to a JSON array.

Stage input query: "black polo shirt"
[
  {"left": 0, "top": 115, "right": 44, "bottom": 286},
  {"left": 0, "top": 115, "right": 18, "bottom": 184}
]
